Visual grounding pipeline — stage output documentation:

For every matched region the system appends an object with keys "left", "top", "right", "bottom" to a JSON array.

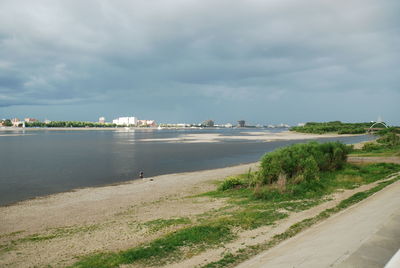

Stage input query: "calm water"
[{"left": 0, "top": 128, "right": 375, "bottom": 206}]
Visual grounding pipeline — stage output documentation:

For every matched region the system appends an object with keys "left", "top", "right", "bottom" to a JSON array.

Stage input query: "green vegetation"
[
  {"left": 351, "top": 129, "right": 400, "bottom": 157},
  {"left": 291, "top": 121, "right": 373, "bottom": 134},
  {"left": 71, "top": 225, "right": 234, "bottom": 268},
  {"left": 259, "top": 142, "right": 349, "bottom": 185},
  {"left": 201, "top": 175, "right": 400, "bottom": 268},
  {"left": 25, "top": 121, "right": 118, "bottom": 128},
  {"left": 213, "top": 162, "right": 399, "bottom": 203},
  {"left": 376, "top": 127, "right": 400, "bottom": 136},
  {"left": 0, "top": 119, "right": 12, "bottom": 127}
]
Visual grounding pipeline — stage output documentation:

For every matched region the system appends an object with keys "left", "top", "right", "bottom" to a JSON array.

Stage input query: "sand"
[{"left": 139, "top": 131, "right": 362, "bottom": 143}]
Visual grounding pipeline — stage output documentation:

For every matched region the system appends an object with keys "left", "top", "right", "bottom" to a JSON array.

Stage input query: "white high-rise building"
[{"left": 112, "top": 117, "right": 137, "bottom": 126}]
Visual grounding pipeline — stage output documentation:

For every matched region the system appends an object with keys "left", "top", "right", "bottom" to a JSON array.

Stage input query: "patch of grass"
[
  {"left": 218, "top": 176, "right": 249, "bottom": 191},
  {"left": 0, "top": 230, "right": 25, "bottom": 240},
  {"left": 70, "top": 225, "right": 234, "bottom": 268},
  {"left": 0, "top": 243, "right": 16, "bottom": 254},
  {"left": 219, "top": 209, "right": 288, "bottom": 230},
  {"left": 18, "top": 224, "right": 100, "bottom": 243},
  {"left": 201, "top": 175, "right": 400, "bottom": 268},
  {"left": 350, "top": 150, "right": 400, "bottom": 157},
  {"left": 142, "top": 217, "right": 191, "bottom": 233}
]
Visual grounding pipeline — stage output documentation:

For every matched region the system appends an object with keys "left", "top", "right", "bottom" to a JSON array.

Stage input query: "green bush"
[
  {"left": 377, "top": 133, "right": 400, "bottom": 147},
  {"left": 218, "top": 176, "right": 248, "bottom": 191},
  {"left": 362, "top": 142, "right": 383, "bottom": 151},
  {"left": 259, "top": 142, "right": 349, "bottom": 185}
]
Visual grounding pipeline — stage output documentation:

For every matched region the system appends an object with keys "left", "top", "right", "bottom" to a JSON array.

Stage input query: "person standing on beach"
[{"left": 139, "top": 171, "right": 144, "bottom": 179}]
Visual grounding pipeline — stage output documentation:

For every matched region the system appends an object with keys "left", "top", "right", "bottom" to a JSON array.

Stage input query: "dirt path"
[
  {"left": 236, "top": 175, "right": 400, "bottom": 268},
  {"left": 348, "top": 156, "right": 400, "bottom": 164}
]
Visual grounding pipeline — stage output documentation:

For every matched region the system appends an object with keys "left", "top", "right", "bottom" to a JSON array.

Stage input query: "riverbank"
[{"left": 1, "top": 160, "right": 399, "bottom": 267}]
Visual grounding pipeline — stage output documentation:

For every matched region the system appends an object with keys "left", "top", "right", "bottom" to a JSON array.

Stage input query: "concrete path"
[{"left": 236, "top": 179, "right": 400, "bottom": 268}]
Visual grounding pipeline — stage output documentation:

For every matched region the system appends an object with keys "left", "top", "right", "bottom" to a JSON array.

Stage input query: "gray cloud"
[{"left": 0, "top": 0, "right": 399, "bottom": 124}]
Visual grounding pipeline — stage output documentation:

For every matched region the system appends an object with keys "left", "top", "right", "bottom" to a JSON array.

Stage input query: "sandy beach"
[
  {"left": 0, "top": 163, "right": 258, "bottom": 234},
  {"left": 139, "top": 131, "right": 362, "bottom": 143}
]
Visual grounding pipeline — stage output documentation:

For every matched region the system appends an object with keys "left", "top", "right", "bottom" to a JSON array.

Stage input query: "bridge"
[{"left": 367, "top": 121, "right": 389, "bottom": 133}]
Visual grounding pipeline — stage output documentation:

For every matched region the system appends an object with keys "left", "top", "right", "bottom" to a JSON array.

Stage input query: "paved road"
[{"left": 236, "top": 179, "right": 400, "bottom": 268}]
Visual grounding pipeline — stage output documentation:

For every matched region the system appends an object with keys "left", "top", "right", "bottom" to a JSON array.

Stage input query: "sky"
[{"left": 0, "top": 0, "right": 399, "bottom": 125}]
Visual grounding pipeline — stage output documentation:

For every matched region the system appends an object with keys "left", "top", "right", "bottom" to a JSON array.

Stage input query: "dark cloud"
[{"left": 0, "top": 0, "right": 399, "bottom": 124}]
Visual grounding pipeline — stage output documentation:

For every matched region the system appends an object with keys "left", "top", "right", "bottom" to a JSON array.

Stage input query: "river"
[{"left": 0, "top": 128, "right": 375, "bottom": 205}]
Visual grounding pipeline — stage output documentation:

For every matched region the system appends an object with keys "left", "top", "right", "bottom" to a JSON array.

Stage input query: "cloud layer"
[{"left": 1, "top": 0, "right": 399, "bottom": 124}]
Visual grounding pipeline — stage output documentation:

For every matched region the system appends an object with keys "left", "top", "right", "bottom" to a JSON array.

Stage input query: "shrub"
[
  {"left": 377, "top": 133, "right": 400, "bottom": 147},
  {"left": 362, "top": 142, "right": 382, "bottom": 151},
  {"left": 259, "top": 142, "right": 349, "bottom": 186},
  {"left": 218, "top": 176, "right": 248, "bottom": 191}
]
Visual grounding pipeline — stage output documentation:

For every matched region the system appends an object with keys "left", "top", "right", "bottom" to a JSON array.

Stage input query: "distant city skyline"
[{"left": 1, "top": 1, "right": 399, "bottom": 125}]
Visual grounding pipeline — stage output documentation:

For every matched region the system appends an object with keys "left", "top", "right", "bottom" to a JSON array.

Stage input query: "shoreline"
[
  {"left": 0, "top": 161, "right": 259, "bottom": 208},
  {"left": 0, "top": 162, "right": 259, "bottom": 233},
  {"left": 0, "top": 133, "right": 372, "bottom": 207}
]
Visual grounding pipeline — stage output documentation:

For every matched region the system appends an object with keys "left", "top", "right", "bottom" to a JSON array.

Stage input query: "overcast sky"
[{"left": 0, "top": 0, "right": 399, "bottom": 125}]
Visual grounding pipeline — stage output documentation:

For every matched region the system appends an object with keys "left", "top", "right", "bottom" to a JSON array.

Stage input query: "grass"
[
  {"left": 350, "top": 146, "right": 400, "bottom": 157},
  {"left": 70, "top": 225, "right": 234, "bottom": 268},
  {"left": 210, "top": 163, "right": 400, "bottom": 202},
  {"left": 201, "top": 175, "right": 400, "bottom": 268},
  {"left": 141, "top": 217, "right": 191, "bottom": 233},
  {"left": 216, "top": 209, "right": 288, "bottom": 230},
  {"left": 19, "top": 224, "right": 100, "bottom": 243}
]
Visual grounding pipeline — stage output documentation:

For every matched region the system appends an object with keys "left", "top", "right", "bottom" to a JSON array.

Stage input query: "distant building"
[
  {"left": 112, "top": 117, "right": 137, "bottom": 126},
  {"left": 237, "top": 120, "right": 245, "bottom": 128},
  {"left": 224, "top": 123, "right": 233, "bottom": 128},
  {"left": 11, "top": 118, "right": 24, "bottom": 127},
  {"left": 297, "top": 122, "right": 306, "bottom": 127},
  {"left": 44, "top": 119, "right": 51, "bottom": 124},
  {"left": 202, "top": 120, "right": 214, "bottom": 127},
  {"left": 99, "top": 117, "right": 106, "bottom": 124},
  {"left": 24, "top": 118, "right": 38, "bottom": 123}
]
